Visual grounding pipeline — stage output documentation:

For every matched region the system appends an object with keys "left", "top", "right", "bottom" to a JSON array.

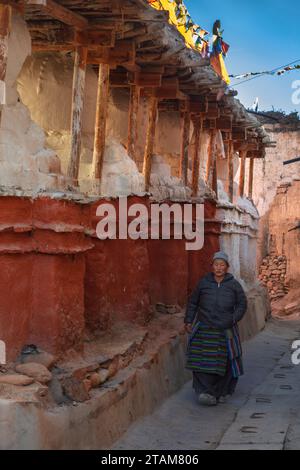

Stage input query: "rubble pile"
[{"left": 259, "top": 254, "right": 289, "bottom": 302}]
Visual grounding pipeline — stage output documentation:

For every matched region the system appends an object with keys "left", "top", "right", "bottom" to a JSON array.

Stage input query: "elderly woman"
[{"left": 184, "top": 251, "right": 247, "bottom": 406}]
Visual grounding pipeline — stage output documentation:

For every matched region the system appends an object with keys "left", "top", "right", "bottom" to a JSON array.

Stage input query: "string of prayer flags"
[
  {"left": 147, "top": 3, "right": 231, "bottom": 83},
  {"left": 230, "top": 64, "right": 300, "bottom": 80},
  {"left": 147, "top": 0, "right": 209, "bottom": 54}
]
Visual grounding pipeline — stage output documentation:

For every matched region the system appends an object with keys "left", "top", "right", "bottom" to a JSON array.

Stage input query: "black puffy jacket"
[{"left": 184, "top": 272, "right": 247, "bottom": 330}]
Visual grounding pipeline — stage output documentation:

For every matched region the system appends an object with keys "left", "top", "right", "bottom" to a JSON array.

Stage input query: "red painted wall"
[
  {"left": 0, "top": 195, "right": 220, "bottom": 360},
  {"left": 85, "top": 238, "right": 152, "bottom": 330},
  {"left": 0, "top": 196, "right": 91, "bottom": 361},
  {"left": 84, "top": 197, "right": 221, "bottom": 330},
  {"left": 188, "top": 200, "right": 221, "bottom": 294}
]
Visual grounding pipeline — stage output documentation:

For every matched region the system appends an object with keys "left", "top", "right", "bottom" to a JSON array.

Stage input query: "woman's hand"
[{"left": 185, "top": 323, "right": 193, "bottom": 334}]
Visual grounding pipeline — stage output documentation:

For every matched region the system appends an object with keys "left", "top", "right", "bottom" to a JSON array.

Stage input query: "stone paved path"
[{"left": 113, "top": 319, "right": 300, "bottom": 450}]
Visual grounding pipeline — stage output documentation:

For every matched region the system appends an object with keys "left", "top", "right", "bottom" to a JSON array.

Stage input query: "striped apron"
[{"left": 186, "top": 321, "right": 244, "bottom": 378}]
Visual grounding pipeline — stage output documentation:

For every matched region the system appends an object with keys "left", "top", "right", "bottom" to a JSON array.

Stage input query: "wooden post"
[
  {"left": 191, "top": 115, "right": 202, "bottom": 197},
  {"left": 180, "top": 107, "right": 190, "bottom": 186},
  {"left": 227, "top": 139, "right": 234, "bottom": 202},
  {"left": 239, "top": 150, "right": 247, "bottom": 197},
  {"left": 205, "top": 129, "right": 217, "bottom": 188},
  {"left": 248, "top": 157, "right": 254, "bottom": 199},
  {"left": 68, "top": 46, "right": 87, "bottom": 183},
  {"left": 143, "top": 94, "right": 158, "bottom": 192},
  {"left": 0, "top": 4, "right": 12, "bottom": 126},
  {"left": 212, "top": 158, "right": 218, "bottom": 199},
  {"left": 127, "top": 84, "right": 140, "bottom": 162},
  {"left": 92, "top": 63, "right": 110, "bottom": 181}
]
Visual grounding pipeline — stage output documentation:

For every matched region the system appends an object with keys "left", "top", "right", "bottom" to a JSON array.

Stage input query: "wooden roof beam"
[
  {"left": 25, "top": 1, "right": 88, "bottom": 30},
  {"left": 216, "top": 115, "right": 232, "bottom": 131},
  {"left": 109, "top": 69, "right": 129, "bottom": 88},
  {"left": 31, "top": 28, "right": 115, "bottom": 50},
  {"left": 87, "top": 40, "right": 135, "bottom": 67},
  {"left": 133, "top": 71, "right": 162, "bottom": 87},
  {"left": 189, "top": 96, "right": 208, "bottom": 114},
  {"left": 203, "top": 119, "right": 217, "bottom": 130}
]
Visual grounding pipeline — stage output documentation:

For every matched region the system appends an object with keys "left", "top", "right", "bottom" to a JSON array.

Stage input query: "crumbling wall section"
[{"left": 0, "top": 13, "right": 67, "bottom": 194}]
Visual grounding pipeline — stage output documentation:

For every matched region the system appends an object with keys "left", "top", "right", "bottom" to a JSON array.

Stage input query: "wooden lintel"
[
  {"left": 134, "top": 71, "right": 162, "bottom": 88},
  {"left": 87, "top": 40, "right": 135, "bottom": 66},
  {"left": 142, "top": 65, "right": 165, "bottom": 74},
  {"left": 32, "top": 44, "right": 75, "bottom": 52},
  {"left": 77, "top": 29, "right": 115, "bottom": 48},
  {"left": 203, "top": 119, "right": 217, "bottom": 130},
  {"left": 155, "top": 87, "right": 181, "bottom": 100},
  {"left": 235, "top": 141, "right": 259, "bottom": 152},
  {"left": 123, "top": 62, "right": 141, "bottom": 73},
  {"left": 109, "top": 70, "right": 129, "bottom": 88},
  {"left": 158, "top": 100, "right": 179, "bottom": 112},
  {"left": 207, "top": 101, "right": 218, "bottom": 110},
  {"left": 205, "top": 107, "right": 220, "bottom": 119},
  {"left": 26, "top": 0, "right": 88, "bottom": 30},
  {"left": 216, "top": 116, "right": 232, "bottom": 131},
  {"left": 232, "top": 126, "right": 246, "bottom": 134},
  {"left": 161, "top": 77, "right": 179, "bottom": 89},
  {"left": 117, "top": 25, "right": 147, "bottom": 40},
  {"left": 31, "top": 28, "right": 115, "bottom": 51},
  {"left": 247, "top": 150, "right": 265, "bottom": 159},
  {"left": 189, "top": 96, "right": 207, "bottom": 114},
  {"left": 176, "top": 90, "right": 188, "bottom": 101},
  {"left": 232, "top": 130, "right": 247, "bottom": 141}
]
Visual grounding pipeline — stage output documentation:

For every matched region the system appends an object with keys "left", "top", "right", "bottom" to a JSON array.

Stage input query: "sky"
[{"left": 184, "top": 0, "right": 300, "bottom": 113}]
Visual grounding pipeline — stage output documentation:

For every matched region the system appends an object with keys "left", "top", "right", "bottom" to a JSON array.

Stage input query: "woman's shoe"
[
  {"left": 218, "top": 394, "right": 231, "bottom": 404},
  {"left": 198, "top": 393, "right": 217, "bottom": 406}
]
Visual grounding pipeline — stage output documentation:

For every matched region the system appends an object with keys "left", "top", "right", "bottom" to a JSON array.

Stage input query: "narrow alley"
[
  {"left": 114, "top": 319, "right": 300, "bottom": 451},
  {"left": 0, "top": 0, "right": 299, "bottom": 454}
]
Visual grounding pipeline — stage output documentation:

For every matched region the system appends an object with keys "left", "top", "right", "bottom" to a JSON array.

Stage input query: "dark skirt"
[{"left": 192, "top": 359, "right": 238, "bottom": 399}]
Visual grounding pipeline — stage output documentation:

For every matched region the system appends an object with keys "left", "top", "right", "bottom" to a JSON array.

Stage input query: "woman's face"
[{"left": 212, "top": 259, "right": 228, "bottom": 277}]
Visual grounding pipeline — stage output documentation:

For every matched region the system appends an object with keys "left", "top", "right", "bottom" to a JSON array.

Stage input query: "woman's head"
[{"left": 212, "top": 251, "right": 229, "bottom": 277}]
